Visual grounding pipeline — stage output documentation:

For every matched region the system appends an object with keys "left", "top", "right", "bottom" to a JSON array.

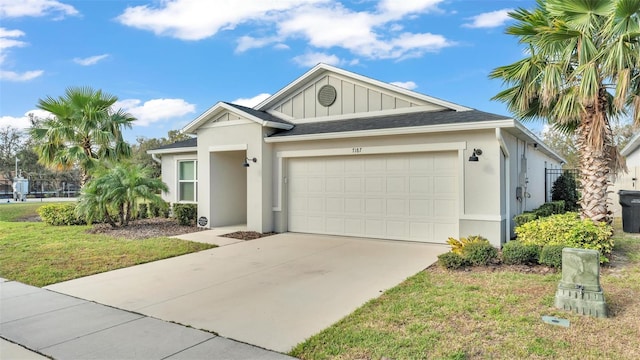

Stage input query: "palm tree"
[
  {"left": 30, "top": 87, "right": 135, "bottom": 186},
  {"left": 490, "top": 0, "right": 640, "bottom": 223},
  {"left": 77, "top": 162, "right": 168, "bottom": 227}
]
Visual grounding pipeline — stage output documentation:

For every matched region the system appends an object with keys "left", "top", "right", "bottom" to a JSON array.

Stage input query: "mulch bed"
[
  {"left": 86, "top": 218, "right": 205, "bottom": 240},
  {"left": 220, "top": 231, "right": 277, "bottom": 240}
]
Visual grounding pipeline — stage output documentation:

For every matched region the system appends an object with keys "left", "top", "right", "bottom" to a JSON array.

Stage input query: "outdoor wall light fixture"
[
  {"left": 242, "top": 157, "right": 257, "bottom": 167},
  {"left": 468, "top": 148, "right": 482, "bottom": 162}
]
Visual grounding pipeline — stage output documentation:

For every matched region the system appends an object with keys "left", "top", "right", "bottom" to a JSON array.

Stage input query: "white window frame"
[{"left": 177, "top": 160, "right": 197, "bottom": 203}]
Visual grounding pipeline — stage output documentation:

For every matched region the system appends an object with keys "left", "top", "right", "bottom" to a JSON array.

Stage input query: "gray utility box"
[
  {"left": 619, "top": 190, "right": 640, "bottom": 233},
  {"left": 555, "top": 248, "right": 607, "bottom": 318}
]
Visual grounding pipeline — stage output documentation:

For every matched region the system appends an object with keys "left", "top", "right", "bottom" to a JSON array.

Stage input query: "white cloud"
[
  {"left": 463, "top": 9, "right": 512, "bottom": 29},
  {"left": 390, "top": 81, "right": 417, "bottom": 90},
  {"left": 231, "top": 93, "right": 272, "bottom": 108},
  {"left": 116, "top": 0, "right": 454, "bottom": 62},
  {"left": 0, "top": 28, "right": 44, "bottom": 81},
  {"left": 0, "top": 70, "right": 44, "bottom": 81},
  {"left": 377, "top": 0, "right": 443, "bottom": 18},
  {"left": 0, "top": 28, "right": 27, "bottom": 50},
  {"left": 73, "top": 54, "right": 109, "bottom": 66},
  {"left": 117, "top": 0, "right": 326, "bottom": 41},
  {"left": 0, "top": 109, "right": 51, "bottom": 130},
  {"left": 0, "top": 0, "right": 78, "bottom": 18},
  {"left": 293, "top": 52, "right": 342, "bottom": 67},
  {"left": 114, "top": 98, "right": 196, "bottom": 127}
]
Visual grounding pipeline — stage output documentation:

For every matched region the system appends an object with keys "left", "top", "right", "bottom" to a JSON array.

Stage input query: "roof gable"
[
  {"left": 255, "top": 63, "right": 470, "bottom": 122},
  {"left": 182, "top": 102, "right": 293, "bottom": 134}
]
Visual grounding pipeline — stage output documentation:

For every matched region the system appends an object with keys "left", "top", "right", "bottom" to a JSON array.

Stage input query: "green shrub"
[
  {"left": 173, "top": 203, "right": 197, "bottom": 226},
  {"left": 535, "top": 203, "right": 554, "bottom": 217},
  {"left": 501, "top": 241, "right": 540, "bottom": 265},
  {"left": 539, "top": 244, "right": 565, "bottom": 268},
  {"left": 447, "top": 235, "right": 488, "bottom": 255},
  {"left": 149, "top": 202, "right": 160, "bottom": 218},
  {"left": 552, "top": 172, "right": 579, "bottom": 211},
  {"left": 161, "top": 201, "right": 171, "bottom": 218},
  {"left": 514, "top": 201, "right": 568, "bottom": 226},
  {"left": 514, "top": 212, "right": 537, "bottom": 227},
  {"left": 462, "top": 241, "right": 498, "bottom": 266},
  {"left": 515, "top": 212, "right": 614, "bottom": 263},
  {"left": 138, "top": 203, "right": 148, "bottom": 219},
  {"left": 438, "top": 252, "right": 467, "bottom": 270},
  {"left": 37, "top": 203, "right": 86, "bottom": 226}
]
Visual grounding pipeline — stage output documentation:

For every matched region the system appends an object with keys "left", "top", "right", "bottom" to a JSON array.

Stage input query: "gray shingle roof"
[
  {"left": 150, "top": 137, "right": 197, "bottom": 151},
  {"left": 224, "top": 102, "right": 293, "bottom": 126},
  {"left": 268, "top": 109, "right": 511, "bottom": 137}
]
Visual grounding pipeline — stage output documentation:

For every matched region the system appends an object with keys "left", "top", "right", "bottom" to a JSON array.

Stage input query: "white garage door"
[{"left": 288, "top": 152, "right": 459, "bottom": 243}]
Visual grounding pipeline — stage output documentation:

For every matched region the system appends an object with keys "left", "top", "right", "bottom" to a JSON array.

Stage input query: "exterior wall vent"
[{"left": 317, "top": 85, "right": 337, "bottom": 107}]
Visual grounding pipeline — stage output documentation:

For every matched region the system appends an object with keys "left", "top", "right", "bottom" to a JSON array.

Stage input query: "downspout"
[
  {"left": 151, "top": 153, "right": 162, "bottom": 164},
  {"left": 496, "top": 128, "right": 510, "bottom": 244}
]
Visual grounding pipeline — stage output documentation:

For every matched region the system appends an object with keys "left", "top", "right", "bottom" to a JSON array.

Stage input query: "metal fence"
[
  {"left": 545, "top": 168, "right": 580, "bottom": 202},
  {"left": 0, "top": 178, "right": 80, "bottom": 199}
]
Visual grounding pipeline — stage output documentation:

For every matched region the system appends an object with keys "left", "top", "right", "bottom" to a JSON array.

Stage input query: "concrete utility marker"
[{"left": 0, "top": 279, "right": 293, "bottom": 360}]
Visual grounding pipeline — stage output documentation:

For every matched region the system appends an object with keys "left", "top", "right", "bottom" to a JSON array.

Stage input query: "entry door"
[{"left": 287, "top": 152, "right": 459, "bottom": 243}]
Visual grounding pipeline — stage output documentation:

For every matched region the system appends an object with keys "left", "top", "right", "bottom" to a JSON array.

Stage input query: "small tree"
[
  {"left": 552, "top": 172, "right": 579, "bottom": 211},
  {"left": 77, "top": 162, "right": 168, "bottom": 227}
]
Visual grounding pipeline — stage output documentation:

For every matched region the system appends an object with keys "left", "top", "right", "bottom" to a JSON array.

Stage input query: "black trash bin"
[{"left": 619, "top": 190, "right": 640, "bottom": 233}]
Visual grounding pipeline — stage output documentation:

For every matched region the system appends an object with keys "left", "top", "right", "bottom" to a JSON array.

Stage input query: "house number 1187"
[{"left": 352, "top": 147, "right": 362, "bottom": 153}]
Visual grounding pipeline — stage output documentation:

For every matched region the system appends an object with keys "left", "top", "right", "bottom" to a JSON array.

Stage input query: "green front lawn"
[
  {"left": 0, "top": 203, "right": 215, "bottom": 287},
  {"left": 291, "top": 232, "right": 640, "bottom": 359}
]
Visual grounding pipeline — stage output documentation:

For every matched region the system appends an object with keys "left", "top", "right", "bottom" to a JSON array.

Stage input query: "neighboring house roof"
[
  {"left": 147, "top": 137, "right": 197, "bottom": 154},
  {"left": 268, "top": 109, "right": 510, "bottom": 138},
  {"left": 621, "top": 132, "right": 640, "bottom": 157}
]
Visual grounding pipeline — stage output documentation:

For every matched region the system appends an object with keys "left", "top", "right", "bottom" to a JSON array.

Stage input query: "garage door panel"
[
  {"left": 325, "top": 177, "right": 343, "bottom": 192},
  {"left": 365, "top": 177, "right": 384, "bottom": 192},
  {"left": 326, "top": 217, "right": 344, "bottom": 233},
  {"left": 326, "top": 197, "right": 344, "bottom": 212},
  {"left": 410, "top": 199, "right": 432, "bottom": 217},
  {"left": 434, "top": 176, "right": 456, "bottom": 194},
  {"left": 288, "top": 152, "right": 458, "bottom": 243},
  {"left": 345, "top": 218, "right": 364, "bottom": 234},
  {"left": 365, "top": 198, "right": 384, "bottom": 214},
  {"left": 386, "top": 199, "right": 407, "bottom": 216},
  {"left": 410, "top": 176, "right": 435, "bottom": 193},
  {"left": 386, "top": 177, "right": 406, "bottom": 192},
  {"left": 345, "top": 177, "right": 363, "bottom": 192},
  {"left": 345, "top": 198, "right": 363, "bottom": 213}
]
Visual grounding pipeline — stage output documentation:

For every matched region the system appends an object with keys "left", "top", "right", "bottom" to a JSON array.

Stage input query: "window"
[{"left": 178, "top": 160, "right": 197, "bottom": 202}]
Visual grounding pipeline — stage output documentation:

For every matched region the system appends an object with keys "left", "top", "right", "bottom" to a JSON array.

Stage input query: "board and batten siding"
[{"left": 270, "top": 75, "right": 445, "bottom": 120}]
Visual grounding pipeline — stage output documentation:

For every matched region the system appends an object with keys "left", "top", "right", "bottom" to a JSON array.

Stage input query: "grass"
[
  {"left": 0, "top": 202, "right": 215, "bottom": 287},
  {"left": 291, "top": 230, "right": 640, "bottom": 359}
]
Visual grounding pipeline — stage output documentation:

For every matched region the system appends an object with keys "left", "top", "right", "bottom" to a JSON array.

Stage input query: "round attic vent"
[{"left": 317, "top": 85, "right": 337, "bottom": 107}]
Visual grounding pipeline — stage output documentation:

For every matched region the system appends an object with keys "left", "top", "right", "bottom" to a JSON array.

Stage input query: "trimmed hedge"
[
  {"left": 37, "top": 203, "right": 86, "bottom": 226},
  {"left": 513, "top": 200, "right": 566, "bottom": 226},
  {"left": 173, "top": 203, "right": 197, "bottom": 226},
  {"left": 462, "top": 241, "right": 498, "bottom": 266},
  {"left": 515, "top": 212, "right": 614, "bottom": 263},
  {"left": 501, "top": 241, "right": 540, "bottom": 265},
  {"left": 438, "top": 252, "right": 467, "bottom": 270},
  {"left": 539, "top": 244, "right": 565, "bottom": 268}
]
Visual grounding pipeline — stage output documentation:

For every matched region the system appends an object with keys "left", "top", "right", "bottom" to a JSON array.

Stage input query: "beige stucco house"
[
  {"left": 149, "top": 64, "right": 563, "bottom": 247},
  {"left": 610, "top": 132, "right": 640, "bottom": 217}
]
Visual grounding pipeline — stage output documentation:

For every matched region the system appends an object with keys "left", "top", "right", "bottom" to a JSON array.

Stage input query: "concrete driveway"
[{"left": 47, "top": 233, "right": 447, "bottom": 352}]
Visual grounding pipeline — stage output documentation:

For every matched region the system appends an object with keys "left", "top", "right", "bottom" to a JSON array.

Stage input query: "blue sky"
[{"left": 0, "top": 0, "right": 538, "bottom": 143}]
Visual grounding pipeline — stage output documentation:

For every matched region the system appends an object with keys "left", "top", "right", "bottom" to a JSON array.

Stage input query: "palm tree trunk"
[{"left": 576, "top": 108, "right": 612, "bottom": 223}]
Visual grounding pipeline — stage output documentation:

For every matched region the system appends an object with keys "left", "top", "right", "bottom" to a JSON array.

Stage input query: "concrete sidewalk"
[{"left": 0, "top": 279, "right": 294, "bottom": 360}]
